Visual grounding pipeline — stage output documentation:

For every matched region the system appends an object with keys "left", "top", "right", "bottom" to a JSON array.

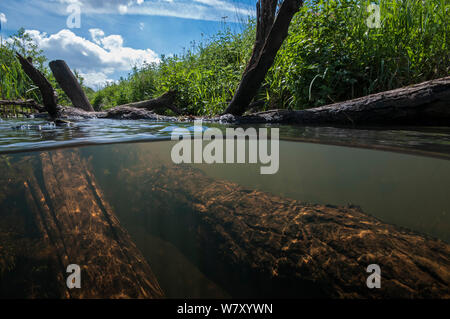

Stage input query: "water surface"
[{"left": 1, "top": 118, "right": 449, "bottom": 298}]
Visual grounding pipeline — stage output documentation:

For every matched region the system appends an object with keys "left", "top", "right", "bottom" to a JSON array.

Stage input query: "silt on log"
[
  {"left": 118, "top": 160, "right": 450, "bottom": 298},
  {"left": 0, "top": 150, "right": 164, "bottom": 298}
]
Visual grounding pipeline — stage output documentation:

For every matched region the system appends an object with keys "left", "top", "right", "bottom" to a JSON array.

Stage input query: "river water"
[{"left": 0, "top": 118, "right": 449, "bottom": 298}]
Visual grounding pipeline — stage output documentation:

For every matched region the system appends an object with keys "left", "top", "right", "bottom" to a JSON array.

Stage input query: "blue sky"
[{"left": 0, "top": 0, "right": 254, "bottom": 89}]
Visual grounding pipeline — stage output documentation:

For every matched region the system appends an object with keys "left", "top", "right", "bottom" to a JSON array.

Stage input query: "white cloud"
[
  {"left": 47, "top": 0, "right": 254, "bottom": 22},
  {"left": 118, "top": 4, "right": 128, "bottom": 14},
  {"left": 24, "top": 28, "right": 159, "bottom": 88},
  {"left": 89, "top": 28, "right": 104, "bottom": 45},
  {"left": 139, "top": 22, "right": 145, "bottom": 31},
  {"left": 79, "top": 71, "right": 115, "bottom": 89},
  {"left": 0, "top": 12, "right": 7, "bottom": 24},
  {"left": 101, "top": 34, "right": 124, "bottom": 49}
]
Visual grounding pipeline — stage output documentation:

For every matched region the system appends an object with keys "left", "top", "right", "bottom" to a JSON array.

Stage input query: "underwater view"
[
  {"left": 1, "top": 118, "right": 449, "bottom": 299},
  {"left": 1, "top": 0, "right": 449, "bottom": 310}
]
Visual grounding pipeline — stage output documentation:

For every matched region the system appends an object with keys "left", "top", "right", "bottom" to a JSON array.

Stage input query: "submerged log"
[
  {"left": 49, "top": 60, "right": 94, "bottom": 112},
  {"left": 0, "top": 150, "right": 164, "bottom": 298},
  {"left": 230, "top": 76, "right": 450, "bottom": 126},
  {"left": 16, "top": 53, "right": 58, "bottom": 117},
  {"left": 118, "top": 158, "right": 450, "bottom": 298}
]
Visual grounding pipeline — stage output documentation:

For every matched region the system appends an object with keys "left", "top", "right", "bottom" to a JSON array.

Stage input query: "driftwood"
[
  {"left": 114, "top": 90, "right": 181, "bottom": 115},
  {"left": 0, "top": 150, "right": 164, "bottom": 298},
  {"left": 15, "top": 54, "right": 179, "bottom": 116},
  {"left": 223, "top": 76, "right": 450, "bottom": 126},
  {"left": 16, "top": 53, "right": 58, "bottom": 117},
  {"left": 115, "top": 152, "right": 450, "bottom": 298},
  {"left": 225, "top": 0, "right": 303, "bottom": 115},
  {"left": 15, "top": 46, "right": 449, "bottom": 126},
  {"left": 0, "top": 99, "right": 45, "bottom": 112},
  {"left": 53, "top": 76, "right": 450, "bottom": 127},
  {"left": 49, "top": 60, "right": 94, "bottom": 112}
]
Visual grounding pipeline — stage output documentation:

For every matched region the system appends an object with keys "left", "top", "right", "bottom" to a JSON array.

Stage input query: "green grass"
[
  {"left": 269, "top": 0, "right": 450, "bottom": 109},
  {"left": 0, "top": 28, "right": 92, "bottom": 108},
  {"left": 92, "top": 27, "right": 254, "bottom": 114},
  {"left": 93, "top": 0, "right": 448, "bottom": 115},
  {"left": 2, "top": 1, "right": 449, "bottom": 116}
]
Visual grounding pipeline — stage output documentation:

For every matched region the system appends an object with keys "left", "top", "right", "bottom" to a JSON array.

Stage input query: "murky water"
[{"left": 0, "top": 118, "right": 449, "bottom": 298}]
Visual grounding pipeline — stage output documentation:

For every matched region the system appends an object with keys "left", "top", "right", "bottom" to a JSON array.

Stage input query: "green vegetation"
[
  {"left": 92, "top": 28, "right": 254, "bottom": 114},
  {"left": 2, "top": 1, "right": 449, "bottom": 116},
  {"left": 94, "top": 0, "right": 448, "bottom": 115},
  {"left": 0, "top": 28, "right": 93, "bottom": 107},
  {"left": 271, "top": 0, "right": 450, "bottom": 109}
]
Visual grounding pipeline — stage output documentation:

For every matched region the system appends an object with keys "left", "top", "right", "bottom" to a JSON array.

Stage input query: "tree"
[{"left": 224, "top": 0, "right": 303, "bottom": 115}]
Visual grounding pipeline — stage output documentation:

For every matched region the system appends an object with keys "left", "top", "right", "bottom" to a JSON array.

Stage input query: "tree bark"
[
  {"left": 49, "top": 60, "right": 94, "bottom": 112},
  {"left": 117, "top": 155, "right": 450, "bottom": 298},
  {"left": 0, "top": 150, "right": 164, "bottom": 298},
  {"left": 0, "top": 99, "right": 45, "bottom": 112},
  {"left": 16, "top": 53, "right": 58, "bottom": 117},
  {"left": 225, "top": 0, "right": 303, "bottom": 115},
  {"left": 114, "top": 90, "right": 181, "bottom": 114},
  {"left": 234, "top": 76, "right": 450, "bottom": 126}
]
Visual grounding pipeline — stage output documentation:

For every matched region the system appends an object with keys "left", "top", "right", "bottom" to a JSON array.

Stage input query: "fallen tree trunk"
[
  {"left": 16, "top": 53, "right": 58, "bottom": 117},
  {"left": 114, "top": 90, "right": 181, "bottom": 114},
  {"left": 226, "top": 76, "right": 450, "bottom": 126},
  {"left": 0, "top": 150, "right": 164, "bottom": 298},
  {"left": 49, "top": 60, "right": 94, "bottom": 112},
  {"left": 225, "top": 0, "right": 303, "bottom": 115},
  {"left": 15, "top": 53, "right": 180, "bottom": 118},
  {"left": 0, "top": 99, "right": 45, "bottom": 112},
  {"left": 117, "top": 155, "right": 450, "bottom": 298},
  {"left": 25, "top": 68, "right": 448, "bottom": 127}
]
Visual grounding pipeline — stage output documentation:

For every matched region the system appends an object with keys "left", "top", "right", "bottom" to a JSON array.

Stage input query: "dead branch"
[
  {"left": 16, "top": 53, "right": 58, "bottom": 117},
  {"left": 0, "top": 99, "right": 45, "bottom": 112},
  {"left": 225, "top": 0, "right": 303, "bottom": 116},
  {"left": 114, "top": 90, "right": 181, "bottom": 114},
  {"left": 49, "top": 60, "right": 94, "bottom": 112}
]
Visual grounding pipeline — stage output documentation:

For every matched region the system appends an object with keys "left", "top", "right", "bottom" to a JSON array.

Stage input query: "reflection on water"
[{"left": 0, "top": 120, "right": 450, "bottom": 298}]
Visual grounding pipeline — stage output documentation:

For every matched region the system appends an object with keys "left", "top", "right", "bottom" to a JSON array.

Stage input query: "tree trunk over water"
[
  {"left": 115, "top": 90, "right": 181, "bottom": 114},
  {"left": 0, "top": 99, "right": 45, "bottom": 112},
  {"left": 49, "top": 60, "right": 94, "bottom": 112},
  {"left": 225, "top": 0, "right": 303, "bottom": 116},
  {"left": 16, "top": 53, "right": 58, "bottom": 117},
  {"left": 230, "top": 76, "right": 450, "bottom": 126}
]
